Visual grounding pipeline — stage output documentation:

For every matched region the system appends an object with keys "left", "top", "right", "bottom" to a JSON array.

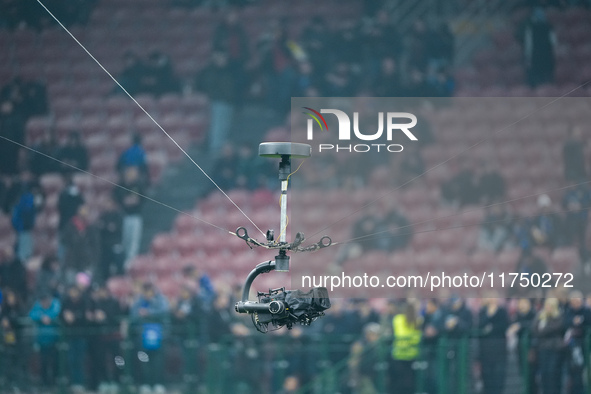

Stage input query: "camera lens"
[{"left": 269, "top": 300, "right": 285, "bottom": 314}]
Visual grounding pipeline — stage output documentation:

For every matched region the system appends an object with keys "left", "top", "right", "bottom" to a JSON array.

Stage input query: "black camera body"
[{"left": 236, "top": 286, "right": 331, "bottom": 333}]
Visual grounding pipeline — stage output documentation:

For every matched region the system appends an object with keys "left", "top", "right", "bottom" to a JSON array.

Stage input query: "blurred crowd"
[
  {"left": 111, "top": 5, "right": 456, "bottom": 152},
  {"left": 0, "top": 0, "right": 98, "bottom": 30},
  {"left": 4, "top": 276, "right": 591, "bottom": 393},
  {"left": 346, "top": 289, "right": 591, "bottom": 394}
]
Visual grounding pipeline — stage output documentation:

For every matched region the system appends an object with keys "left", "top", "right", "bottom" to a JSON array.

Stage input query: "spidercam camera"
[{"left": 234, "top": 142, "right": 331, "bottom": 333}]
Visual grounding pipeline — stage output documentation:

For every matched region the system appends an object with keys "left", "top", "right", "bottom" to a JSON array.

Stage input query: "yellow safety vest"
[{"left": 392, "top": 314, "right": 421, "bottom": 360}]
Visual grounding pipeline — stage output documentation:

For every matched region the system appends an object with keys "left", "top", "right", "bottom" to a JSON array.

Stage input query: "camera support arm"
[{"left": 240, "top": 260, "right": 276, "bottom": 303}]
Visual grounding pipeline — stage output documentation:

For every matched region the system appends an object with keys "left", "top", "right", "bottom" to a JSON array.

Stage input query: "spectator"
[
  {"left": 441, "top": 161, "right": 479, "bottom": 207},
  {"left": 335, "top": 210, "right": 382, "bottom": 263},
  {"left": 350, "top": 299, "right": 380, "bottom": 333},
  {"left": 29, "top": 292, "right": 61, "bottom": 388},
  {"left": 88, "top": 284, "right": 123, "bottom": 391},
  {"left": 531, "top": 297, "right": 565, "bottom": 394},
  {"left": 478, "top": 295, "right": 509, "bottom": 394},
  {"left": 257, "top": 21, "right": 297, "bottom": 115},
  {"left": 57, "top": 174, "right": 85, "bottom": 263},
  {"left": 379, "top": 299, "right": 398, "bottom": 338},
  {"left": 478, "top": 205, "right": 515, "bottom": 253},
  {"left": 113, "top": 166, "right": 147, "bottom": 266},
  {"left": 116, "top": 134, "right": 149, "bottom": 181},
  {"left": 171, "top": 284, "right": 200, "bottom": 336},
  {"left": 0, "top": 288, "right": 25, "bottom": 390},
  {"left": 564, "top": 291, "right": 590, "bottom": 394},
  {"left": 476, "top": 161, "right": 506, "bottom": 204},
  {"left": 30, "top": 131, "right": 60, "bottom": 176},
  {"left": 235, "top": 144, "right": 258, "bottom": 189},
  {"left": 0, "top": 99, "right": 26, "bottom": 176},
  {"left": 35, "top": 255, "right": 62, "bottom": 299},
  {"left": 562, "top": 126, "right": 587, "bottom": 181},
  {"left": 348, "top": 322, "right": 384, "bottom": 394},
  {"left": 529, "top": 194, "right": 560, "bottom": 249},
  {"left": 375, "top": 204, "right": 412, "bottom": 252},
  {"left": 562, "top": 184, "right": 590, "bottom": 263},
  {"left": 181, "top": 265, "right": 216, "bottom": 312},
  {"left": 96, "top": 198, "right": 124, "bottom": 281},
  {"left": 212, "top": 8, "right": 250, "bottom": 103},
  {"left": 60, "top": 285, "right": 92, "bottom": 391},
  {"left": 171, "top": 284, "right": 202, "bottom": 380},
  {"left": 513, "top": 251, "right": 548, "bottom": 296},
  {"left": 115, "top": 51, "right": 144, "bottom": 96},
  {"left": 322, "top": 299, "right": 361, "bottom": 367},
  {"left": 507, "top": 298, "right": 537, "bottom": 394},
  {"left": 129, "top": 282, "right": 170, "bottom": 391},
  {"left": 0, "top": 247, "right": 28, "bottom": 303},
  {"left": 138, "top": 51, "right": 180, "bottom": 97},
  {"left": 278, "top": 375, "right": 301, "bottom": 394},
  {"left": 522, "top": 7, "right": 557, "bottom": 87},
  {"left": 61, "top": 204, "right": 101, "bottom": 282},
  {"left": 57, "top": 174, "right": 85, "bottom": 231},
  {"left": 391, "top": 301, "right": 421, "bottom": 394},
  {"left": 422, "top": 298, "right": 444, "bottom": 394},
  {"left": 300, "top": 17, "right": 331, "bottom": 78},
  {"left": 406, "top": 19, "right": 431, "bottom": 72},
  {"left": 56, "top": 131, "right": 89, "bottom": 174},
  {"left": 293, "top": 61, "right": 320, "bottom": 97},
  {"left": 10, "top": 172, "right": 43, "bottom": 262},
  {"left": 195, "top": 52, "right": 238, "bottom": 154},
  {"left": 443, "top": 296, "right": 473, "bottom": 393},
  {"left": 211, "top": 144, "right": 238, "bottom": 190}
]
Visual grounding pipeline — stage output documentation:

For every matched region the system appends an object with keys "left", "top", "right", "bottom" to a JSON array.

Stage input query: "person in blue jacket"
[{"left": 29, "top": 293, "right": 61, "bottom": 387}]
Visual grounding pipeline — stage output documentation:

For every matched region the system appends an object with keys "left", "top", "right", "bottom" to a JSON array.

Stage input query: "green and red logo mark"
[{"left": 302, "top": 107, "right": 329, "bottom": 134}]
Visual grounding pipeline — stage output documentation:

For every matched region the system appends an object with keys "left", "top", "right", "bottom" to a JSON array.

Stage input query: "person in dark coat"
[
  {"left": 60, "top": 285, "right": 93, "bottom": 389},
  {"left": 96, "top": 198, "right": 124, "bottom": 281},
  {"left": 0, "top": 247, "right": 28, "bottom": 303},
  {"left": 0, "top": 288, "right": 26, "bottom": 389},
  {"left": 564, "top": 291, "right": 591, "bottom": 394},
  {"left": 87, "top": 285, "right": 123, "bottom": 390},
  {"left": 30, "top": 131, "right": 60, "bottom": 176},
  {"left": 348, "top": 322, "right": 384, "bottom": 394},
  {"left": 113, "top": 166, "right": 146, "bottom": 266},
  {"left": 56, "top": 131, "right": 89, "bottom": 175},
  {"left": 562, "top": 184, "right": 591, "bottom": 263},
  {"left": 531, "top": 297, "right": 565, "bottom": 394},
  {"left": 195, "top": 51, "right": 238, "bottom": 154},
  {"left": 478, "top": 295, "right": 509, "bottom": 394},
  {"left": 212, "top": 9, "right": 249, "bottom": 104},
  {"left": 35, "top": 255, "right": 62, "bottom": 299},
  {"left": 443, "top": 296, "right": 473, "bottom": 393},
  {"left": 0, "top": 99, "right": 25, "bottom": 176},
  {"left": 61, "top": 204, "right": 100, "bottom": 282},
  {"left": 522, "top": 7, "right": 557, "bottom": 87},
  {"left": 422, "top": 298, "right": 445, "bottom": 394},
  {"left": 508, "top": 298, "right": 537, "bottom": 394},
  {"left": 562, "top": 126, "right": 587, "bottom": 182}
]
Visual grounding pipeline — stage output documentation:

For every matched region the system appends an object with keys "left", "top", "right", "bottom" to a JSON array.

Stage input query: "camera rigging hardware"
[{"left": 234, "top": 142, "right": 332, "bottom": 333}]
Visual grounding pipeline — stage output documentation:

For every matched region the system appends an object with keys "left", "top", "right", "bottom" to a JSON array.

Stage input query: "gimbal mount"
[{"left": 234, "top": 142, "right": 331, "bottom": 332}]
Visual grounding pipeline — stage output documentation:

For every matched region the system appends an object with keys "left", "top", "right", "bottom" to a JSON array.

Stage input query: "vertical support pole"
[{"left": 280, "top": 179, "right": 288, "bottom": 243}]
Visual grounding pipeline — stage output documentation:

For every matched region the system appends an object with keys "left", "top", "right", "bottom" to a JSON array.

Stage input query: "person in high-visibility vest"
[{"left": 391, "top": 301, "right": 422, "bottom": 394}]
